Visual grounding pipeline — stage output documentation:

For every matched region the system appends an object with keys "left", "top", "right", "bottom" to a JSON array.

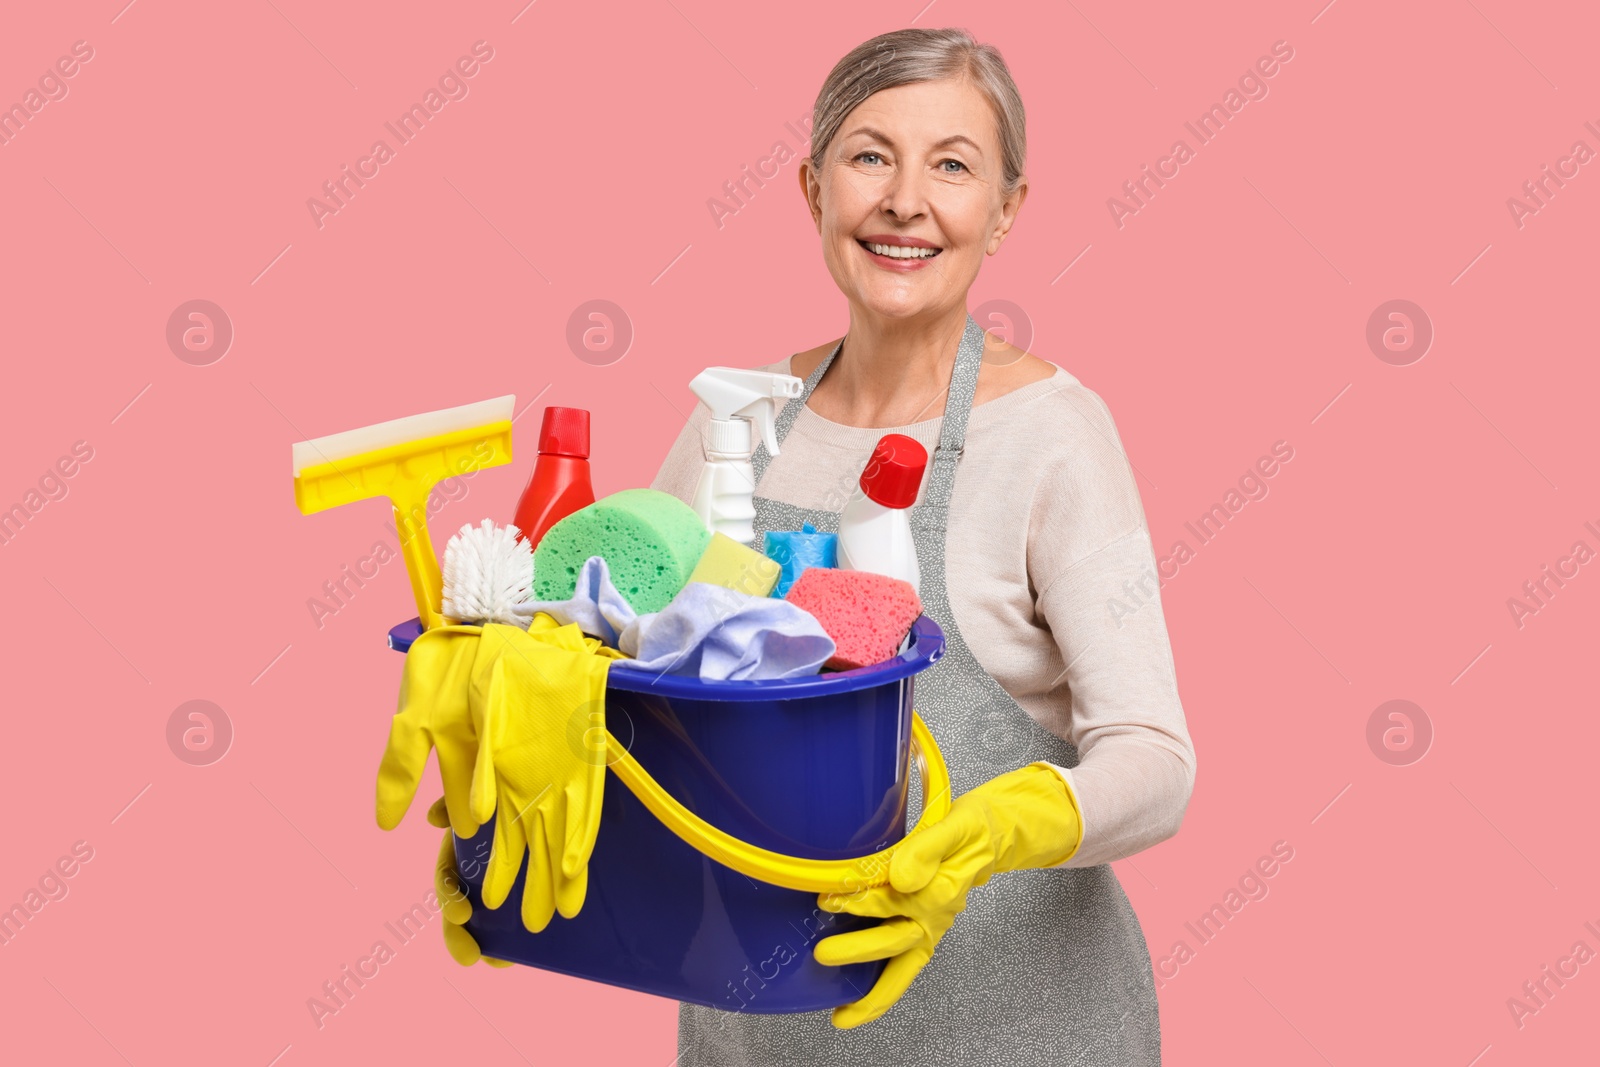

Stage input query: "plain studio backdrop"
[{"left": 0, "top": 2, "right": 1595, "bottom": 1064}]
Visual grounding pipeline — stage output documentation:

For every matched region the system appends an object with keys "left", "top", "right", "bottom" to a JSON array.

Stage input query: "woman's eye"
[
  {"left": 856, "top": 152, "right": 883, "bottom": 165},
  {"left": 940, "top": 159, "right": 967, "bottom": 174}
]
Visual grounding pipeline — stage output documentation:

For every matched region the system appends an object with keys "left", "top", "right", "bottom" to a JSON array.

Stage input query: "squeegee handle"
[{"left": 391, "top": 487, "right": 445, "bottom": 630}]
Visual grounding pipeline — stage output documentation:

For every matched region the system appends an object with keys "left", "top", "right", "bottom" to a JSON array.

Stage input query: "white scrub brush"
[{"left": 440, "top": 519, "right": 534, "bottom": 627}]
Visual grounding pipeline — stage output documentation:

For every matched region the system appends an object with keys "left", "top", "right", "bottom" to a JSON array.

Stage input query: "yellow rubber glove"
[
  {"left": 375, "top": 620, "right": 594, "bottom": 834},
  {"left": 427, "top": 798, "right": 513, "bottom": 968},
  {"left": 375, "top": 624, "right": 495, "bottom": 838},
  {"left": 468, "top": 619, "right": 616, "bottom": 933},
  {"left": 813, "top": 762, "right": 1084, "bottom": 1029}
]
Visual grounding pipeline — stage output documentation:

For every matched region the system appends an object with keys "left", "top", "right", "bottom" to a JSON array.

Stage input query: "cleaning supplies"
[
  {"left": 784, "top": 567, "right": 922, "bottom": 670},
  {"left": 687, "top": 367, "right": 803, "bottom": 544},
  {"left": 510, "top": 406, "right": 595, "bottom": 550},
  {"left": 518, "top": 555, "right": 833, "bottom": 680},
  {"left": 440, "top": 520, "right": 534, "bottom": 627},
  {"left": 514, "top": 555, "right": 637, "bottom": 647},
  {"left": 470, "top": 618, "right": 616, "bottom": 933},
  {"left": 764, "top": 522, "right": 838, "bottom": 597},
  {"left": 813, "top": 763, "right": 1084, "bottom": 1029},
  {"left": 836, "top": 433, "right": 926, "bottom": 592},
  {"left": 293, "top": 395, "right": 515, "bottom": 630},
  {"left": 398, "top": 608, "right": 959, "bottom": 1007},
  {"left": 533, "top": 489, "right": 710, "bottom": 613},
  {"left": 617, "top": 582, "right": 835, "bottom": 681},
  {"left": 686, "top": 532, "right": 782, "bottom": 598}
]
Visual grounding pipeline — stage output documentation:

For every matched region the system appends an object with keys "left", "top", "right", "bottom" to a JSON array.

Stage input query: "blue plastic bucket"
[{"left": 387, "top": 615, "right": 945, "bottom": 1013}]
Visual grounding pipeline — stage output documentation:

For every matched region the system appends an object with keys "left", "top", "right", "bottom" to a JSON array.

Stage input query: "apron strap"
[
  {"left": 753, "top": 335, "right": 843, "bottom": 483},
  {"left": 751, "top": 313, "right": 986, "bottom": 535},
  {"left": 913, "top": 315, "right": 984, "bottom": 534}
]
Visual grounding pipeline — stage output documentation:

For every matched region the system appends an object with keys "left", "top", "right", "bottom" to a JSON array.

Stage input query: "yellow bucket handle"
[{"left": 602, "top": 712, "right": 951, "bottom": 895}]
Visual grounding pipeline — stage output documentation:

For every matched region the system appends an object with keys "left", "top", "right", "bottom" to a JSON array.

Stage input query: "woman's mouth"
[{"left": 857, "top": 238, "right": 943, "bottom": 271}]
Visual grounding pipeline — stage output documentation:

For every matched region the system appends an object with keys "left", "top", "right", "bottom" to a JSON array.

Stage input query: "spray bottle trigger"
[
  {"left": 750, "top": 397, "right": 781, "bottom": 458},
  {"left": 731, "top": 375, "right": 800, "bottom": 458}
]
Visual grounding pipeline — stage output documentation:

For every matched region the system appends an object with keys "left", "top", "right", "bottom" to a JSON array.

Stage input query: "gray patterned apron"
[{"left": 677, "top": 314, "right": 1162, "bottom": 1065}]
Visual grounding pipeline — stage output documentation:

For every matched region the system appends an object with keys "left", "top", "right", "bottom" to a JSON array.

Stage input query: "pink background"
[{"left": 2, "top": 1, "right": 1595, "bottom": 1063}]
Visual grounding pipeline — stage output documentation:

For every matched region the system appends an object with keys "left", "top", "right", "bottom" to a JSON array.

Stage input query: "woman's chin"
[{"left": 848, "top": 281, "right": 951, "bottom": 321}]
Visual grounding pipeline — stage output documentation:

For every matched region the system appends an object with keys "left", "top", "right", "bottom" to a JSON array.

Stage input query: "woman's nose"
[{"left": 878, "top": 165, "right": 930, "bottom": 221}]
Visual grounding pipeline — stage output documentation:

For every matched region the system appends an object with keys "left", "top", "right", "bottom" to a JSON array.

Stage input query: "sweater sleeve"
[{"left": 1025, "top": 388, "right": 1195, "bottom": 869}]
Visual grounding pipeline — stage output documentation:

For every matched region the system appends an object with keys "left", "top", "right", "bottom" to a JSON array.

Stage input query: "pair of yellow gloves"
[
  {"left": 375, "top": 616, "right": 622, "bottom": 937},
  {"left": 379, "top": 618, "right": 1086, "bottom": 1031}
]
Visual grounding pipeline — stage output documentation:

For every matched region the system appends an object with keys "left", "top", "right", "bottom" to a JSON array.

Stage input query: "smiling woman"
[{"left": 654, "top": 26, "right": 1194, "bottom": 1067}]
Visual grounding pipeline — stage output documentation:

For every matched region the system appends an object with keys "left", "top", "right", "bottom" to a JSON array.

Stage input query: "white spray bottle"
[{"left": 688, "top": 367, "right": 804, "bottom": 543}]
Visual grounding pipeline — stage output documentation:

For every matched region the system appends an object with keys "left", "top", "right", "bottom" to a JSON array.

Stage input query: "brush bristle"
[{"left": 441, "top": 519, "right": 535, "bottom": 627}]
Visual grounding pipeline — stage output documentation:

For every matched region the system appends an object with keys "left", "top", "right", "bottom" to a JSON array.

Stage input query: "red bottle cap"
[
  {"left": 859, "top": 433, "right": 926, "bottom": 509},
  {"left": 538, "top": 406, "right": 590, "bottom": 458}
]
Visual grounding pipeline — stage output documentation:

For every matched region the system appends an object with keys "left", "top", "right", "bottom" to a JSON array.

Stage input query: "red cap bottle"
[
  {"left": 512, "top": 406, "right": 596, "bottom": 548},
  {"left": 859, "top": 433, "right": 927, "bottom": 509},
  {"left": 538, "top": 405, "right": 590, "bottom": 458},
  {"left": 835, "top": 433, "right": 926, "bottom": 591}
]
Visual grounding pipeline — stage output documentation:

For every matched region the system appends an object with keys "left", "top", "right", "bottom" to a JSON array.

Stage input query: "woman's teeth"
[{"left": 864, "top": 242, "right": 941, "bottom": 259}]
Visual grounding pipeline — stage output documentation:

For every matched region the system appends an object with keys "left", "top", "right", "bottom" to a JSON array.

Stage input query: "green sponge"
[{"left": 533, "top": 488, "right": 711, "bottom": 613}]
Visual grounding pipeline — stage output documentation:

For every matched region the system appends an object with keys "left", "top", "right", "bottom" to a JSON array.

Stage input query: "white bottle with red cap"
[{"left": 836, "top": 433, "right": 927, "bottom": 593}]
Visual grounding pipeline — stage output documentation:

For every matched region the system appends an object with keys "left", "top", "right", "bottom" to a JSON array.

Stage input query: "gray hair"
[{"left": 808, "top": 28, "right": 1027, "bottom": 196}]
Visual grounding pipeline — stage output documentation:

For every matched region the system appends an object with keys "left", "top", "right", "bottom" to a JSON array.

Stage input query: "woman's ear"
[
  {"left": 987, "top": 178, "right": 1029, "bottom": 255},
  {"left": 798, "top": 159, "right": 824, "bottom": 232}
]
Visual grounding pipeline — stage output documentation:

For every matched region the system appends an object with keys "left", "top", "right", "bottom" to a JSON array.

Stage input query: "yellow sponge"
[{"left": 687, "top": 532, "right": 781, "bottom": 598}]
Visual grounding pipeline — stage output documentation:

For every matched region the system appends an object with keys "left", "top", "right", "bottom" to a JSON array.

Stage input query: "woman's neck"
[{"left": 815, "top": 305, "right": 969, "bottom": 428}]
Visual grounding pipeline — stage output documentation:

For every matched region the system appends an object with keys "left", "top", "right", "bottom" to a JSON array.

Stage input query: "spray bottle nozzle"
[{"left": 689, "top": 367, "right": 804, "bottom": 457}]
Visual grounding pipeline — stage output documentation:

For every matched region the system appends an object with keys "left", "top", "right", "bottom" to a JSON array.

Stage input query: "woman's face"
[{"left": 801, "top": 76, "right": 1026, "bottom": 322}]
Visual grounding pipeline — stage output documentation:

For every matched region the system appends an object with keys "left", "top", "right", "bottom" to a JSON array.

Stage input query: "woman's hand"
[{"left": 812, "top": 763, "right": 1083, "bottom": 1028}]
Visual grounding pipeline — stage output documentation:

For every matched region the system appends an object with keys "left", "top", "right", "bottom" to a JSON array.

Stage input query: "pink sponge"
[{"left": 784, "top": 568, "right": 922, "bottom": 670}]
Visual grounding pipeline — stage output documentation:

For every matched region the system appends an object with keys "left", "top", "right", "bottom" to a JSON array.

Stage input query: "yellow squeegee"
[{"left": 292, "top": 395, "right": 515, "bottom": 630}]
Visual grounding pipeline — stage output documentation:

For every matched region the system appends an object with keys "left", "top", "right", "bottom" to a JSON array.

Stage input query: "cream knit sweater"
[{"left": 650, "top": 356, "right": 1196, "bottom": 868}]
